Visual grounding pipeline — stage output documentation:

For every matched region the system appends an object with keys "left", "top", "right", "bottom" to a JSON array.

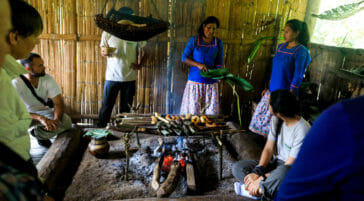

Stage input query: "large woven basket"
[{"left": 95, "top": 13, "right": 170, "bottom": 41}]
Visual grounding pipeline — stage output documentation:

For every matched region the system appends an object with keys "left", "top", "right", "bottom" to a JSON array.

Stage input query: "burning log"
[
  {"left": 186, "top": 162, "right": 196, "bottom": 191},
  {"left": 152, "top": 137, "right": 197, "bottom": 197},
  {"left": 156, "top": 161, "right": 180, "bottom": 198},
  {"left": 152, "top": 158, "right": 161, "bottom": 190}
]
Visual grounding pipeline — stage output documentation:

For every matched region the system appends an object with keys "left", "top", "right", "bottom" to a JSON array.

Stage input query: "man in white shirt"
[
  {"left": 13, "top": 53, "right": 72, "bottom": 147},
  {"left": 97, "top": 7, "right": 148, "bottom": 127}
]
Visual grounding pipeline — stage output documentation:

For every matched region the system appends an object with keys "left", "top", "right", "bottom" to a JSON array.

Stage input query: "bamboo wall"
[{"left": 26, "top": 0, "right": 308, "bottom": 125}]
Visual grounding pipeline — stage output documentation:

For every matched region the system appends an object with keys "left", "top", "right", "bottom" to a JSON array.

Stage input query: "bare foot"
[{"left": 247, "top": 177, "right": 263, "bottom": 197}]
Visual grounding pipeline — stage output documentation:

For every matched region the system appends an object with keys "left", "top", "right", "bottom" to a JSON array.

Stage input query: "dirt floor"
[{"left": 63, "top": 129, "right": 261, "bottom": 201}]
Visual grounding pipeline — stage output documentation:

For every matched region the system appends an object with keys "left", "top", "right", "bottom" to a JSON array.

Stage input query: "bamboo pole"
[
  {"left": 166, "top": 0, "right": 176, "bottom": 114},
  {"left": 218, "top": 130, "right": 223, "bottom": 180}
]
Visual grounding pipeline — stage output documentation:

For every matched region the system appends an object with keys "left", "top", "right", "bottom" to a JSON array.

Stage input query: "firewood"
[
  {"left": 186, "top": 162, "right": 196, "bottom": 191},
  {"left": 156, "top": 161, "right": 180, "bottom": 197},
  {"left": 152, "top": 159, "right": 161, "bottom": 190}
]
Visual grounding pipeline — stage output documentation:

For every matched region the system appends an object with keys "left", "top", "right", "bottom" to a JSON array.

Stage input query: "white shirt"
[
  {"left": 268, "top": 116, "right": 311, "bottom": 162},
  {"left": 100, "top": 31, "right": 146, "bottom": 82},
  {"left": 12, "top": 74, "right": 61, "bottom": 115}
]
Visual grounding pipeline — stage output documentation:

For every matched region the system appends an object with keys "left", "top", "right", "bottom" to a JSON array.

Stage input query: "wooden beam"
[
  {"left": 39, "top": 33, "right": 77, "bottom": 41},
  {"left": 39, "top": 33, "right": 101, "bottom": 41}
]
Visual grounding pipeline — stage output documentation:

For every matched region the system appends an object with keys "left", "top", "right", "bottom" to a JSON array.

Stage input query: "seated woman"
[{"left": 232, "top": 90, "right": 311, "bottom": 200}]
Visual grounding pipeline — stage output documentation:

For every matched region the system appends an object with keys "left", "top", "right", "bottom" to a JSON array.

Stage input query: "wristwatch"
[{"left": 253, "top": 165, "right": 267, "bottom": 180}]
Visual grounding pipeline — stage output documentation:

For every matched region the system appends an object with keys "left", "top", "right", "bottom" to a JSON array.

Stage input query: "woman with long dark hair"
[
  {"left": 232, "top": 90, "right": 311, "bottom": 200},
  {"left": 180, "top": 16, "right": 223, "bottom": 115},
  {"left": 249, "top": 19, "right": 311, "bottom": 137}
]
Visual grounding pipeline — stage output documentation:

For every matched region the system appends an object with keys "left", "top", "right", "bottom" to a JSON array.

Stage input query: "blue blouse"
[
  {"left": 269, "top": 43, "right": 311, "bottom": 93},
  {"left": 181, "top": 36, "right": 223, "bottom": 84}
]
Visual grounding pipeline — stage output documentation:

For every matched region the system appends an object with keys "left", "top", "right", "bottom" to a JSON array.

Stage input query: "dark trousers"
[{"left": 98, "top": 80, "right": 136, "bottom": 127}]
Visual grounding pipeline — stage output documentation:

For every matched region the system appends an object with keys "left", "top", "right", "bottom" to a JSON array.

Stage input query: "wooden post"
[
  {"left": 218, "top": 130, "right": 223, "bottom": 180},
  {"left": 123, "top": 132, "right": 131, "bottom": 181},
  {"left": 166, "top": 0, "right": 176, "bottom": 114}
]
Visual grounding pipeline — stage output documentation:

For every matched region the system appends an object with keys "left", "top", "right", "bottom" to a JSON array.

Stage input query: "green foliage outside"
[{"left": 311, "top": 0, "right": 364, "bottom": 49}]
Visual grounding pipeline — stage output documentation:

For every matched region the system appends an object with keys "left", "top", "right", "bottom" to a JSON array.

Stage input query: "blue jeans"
[{"left": 98, "top": 80, "right": 136, "bottom": 127}]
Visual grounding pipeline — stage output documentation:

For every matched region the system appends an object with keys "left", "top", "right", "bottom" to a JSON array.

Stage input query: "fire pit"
[{"left": 63, "top": 114, "right": 260, "bottom": 200}]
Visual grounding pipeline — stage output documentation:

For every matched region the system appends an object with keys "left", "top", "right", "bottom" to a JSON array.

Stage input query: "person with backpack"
[{"left": 12, "top": 53, "right": 72, "bottom": 147}]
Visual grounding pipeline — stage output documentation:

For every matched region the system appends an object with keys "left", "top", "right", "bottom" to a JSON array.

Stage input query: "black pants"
[{"left": 98, "top": 80, "right": 136, "bottom": 127}]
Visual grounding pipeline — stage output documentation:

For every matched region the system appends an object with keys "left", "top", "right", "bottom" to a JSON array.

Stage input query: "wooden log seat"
[{"left": 36, "top": 127, "right": 83, "bottom": 194}]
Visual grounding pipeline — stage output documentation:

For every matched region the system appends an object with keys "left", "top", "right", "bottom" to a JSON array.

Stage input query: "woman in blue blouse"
[
  {"left": 180, "top": 16, "right": 223, "bottom": 115},
  {"left": 249, "top": 19, "right": 311, "bottom": 137}
]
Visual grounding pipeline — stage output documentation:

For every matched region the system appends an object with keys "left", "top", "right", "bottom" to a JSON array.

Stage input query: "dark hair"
[
  {"left": 269, "top": 90, "right": 300, "bottom": 152},
  {"left": 9, "top": 0, "right": 43, "bottom": 37},
  {"left": 198, "top": 16, "right": 220, "bottom": 38},
  {"left": 20, "top": 53, "right": 41, "bottom": 68},
  {"left": 286, "top": 19, "right": 310, "bottom": 48}
]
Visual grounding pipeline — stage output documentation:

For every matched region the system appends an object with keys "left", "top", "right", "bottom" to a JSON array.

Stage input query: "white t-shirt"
[
  {"left": 100, "top": 31, "right": 147, "bottom": 82},
  {"left": 268, "top": 116, "right": 311, "bottom": 162},
  {"left": 12, "top": 74, "right": 61, "bottom": 115}
]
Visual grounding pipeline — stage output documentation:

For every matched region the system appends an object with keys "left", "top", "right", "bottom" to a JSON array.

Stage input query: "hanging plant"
[
  {"left": 201, "top": 69, "right": 254, "bottom": 126},
  {"left": 248, "top": 36, "right": 274, "bottom": 64},
  {"left": 247, "top": 36, "right": 285, "bottom": 64},
  {"left": 312, "top": 0, "right": 364, "bottom": 21}
]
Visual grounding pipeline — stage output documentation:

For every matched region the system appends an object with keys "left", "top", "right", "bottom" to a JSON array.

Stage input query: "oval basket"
[{"left": 95, "top": 13, "right": 169, "bottom": 41}]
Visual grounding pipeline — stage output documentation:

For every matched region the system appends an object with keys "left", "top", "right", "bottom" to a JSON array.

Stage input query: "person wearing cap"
[{"left": 97, "top": 7, "right": 148, "bottom": 127}]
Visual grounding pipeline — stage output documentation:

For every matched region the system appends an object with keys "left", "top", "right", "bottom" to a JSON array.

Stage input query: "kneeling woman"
[{"left": 232, "top": 90, "right": 311, "bottom": 200}]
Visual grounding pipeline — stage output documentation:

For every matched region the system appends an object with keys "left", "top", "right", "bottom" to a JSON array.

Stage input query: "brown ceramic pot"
[{"left": 88, "top": 137, "right": 110, "bottom": 157}]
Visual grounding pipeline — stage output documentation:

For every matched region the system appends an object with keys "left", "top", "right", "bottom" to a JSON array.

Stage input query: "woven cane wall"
[{"left": 26, "top": 0, "right": 308, "bottom": 125}]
